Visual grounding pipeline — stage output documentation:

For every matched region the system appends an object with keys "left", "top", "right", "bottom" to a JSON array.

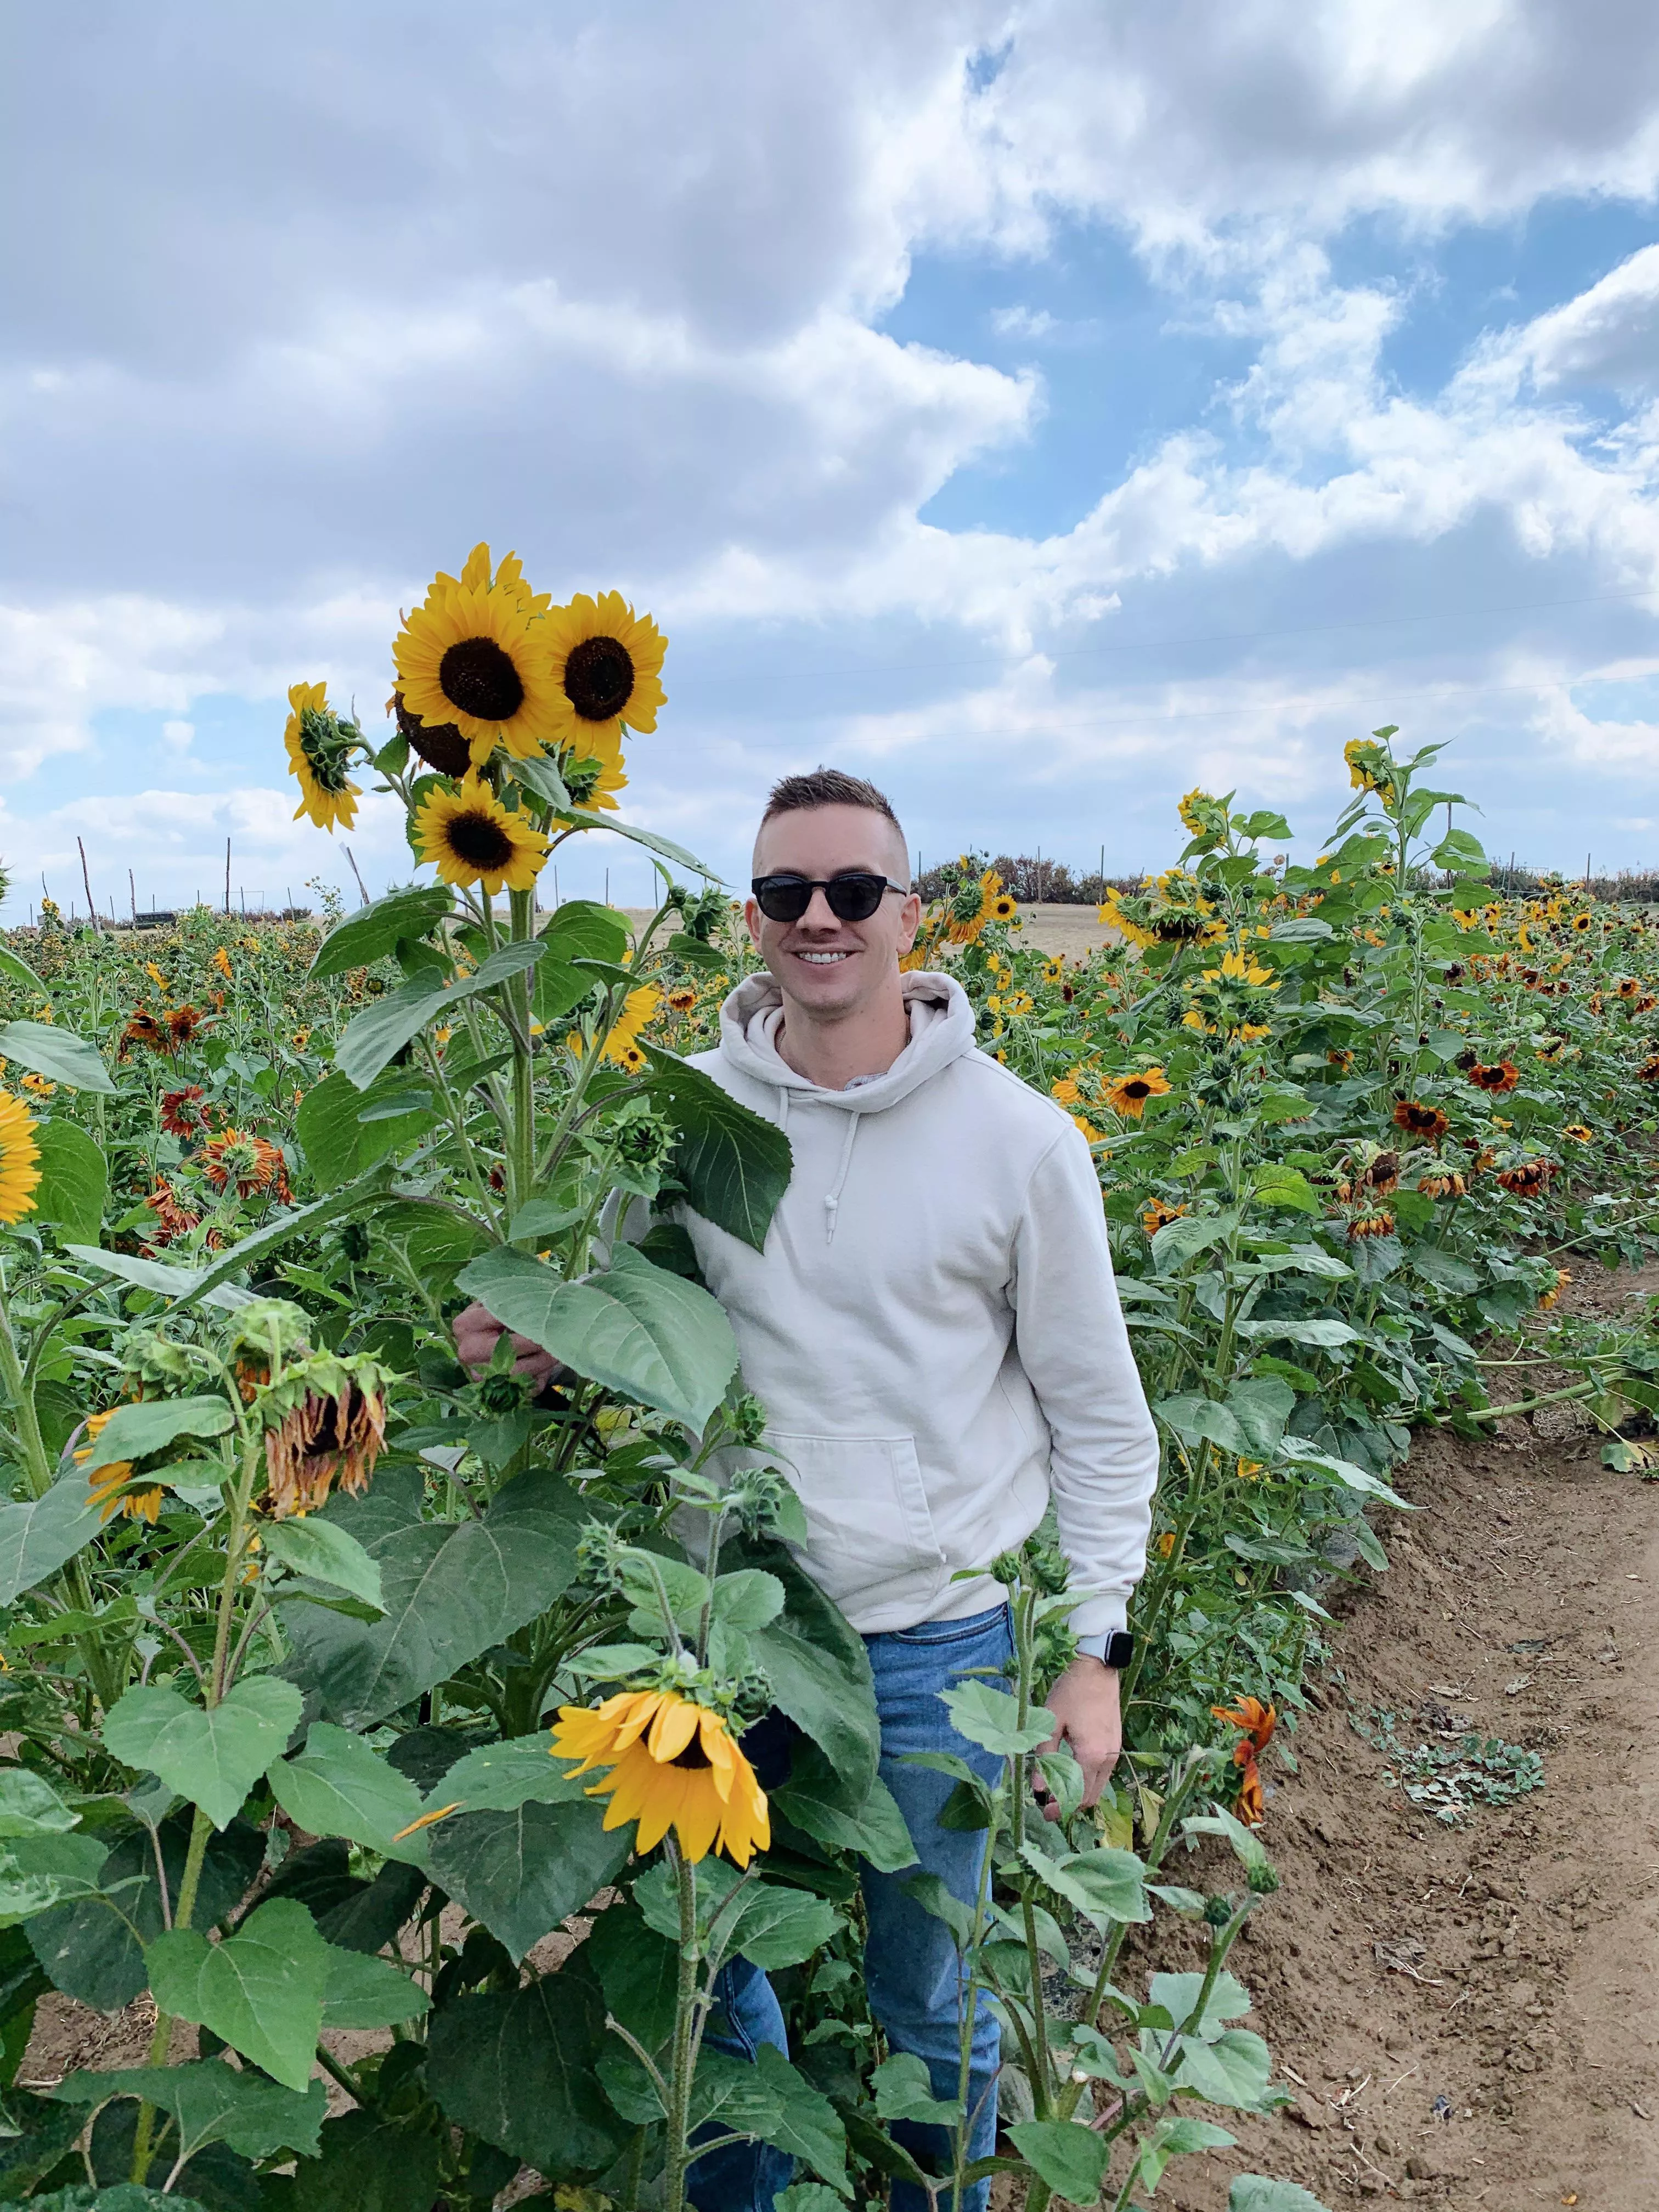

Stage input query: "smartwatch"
[{"left": 1077, "top": 1629, "right": 1135, "bottom": 1669}]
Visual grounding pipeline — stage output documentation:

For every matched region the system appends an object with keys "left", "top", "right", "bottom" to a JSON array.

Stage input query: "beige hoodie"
[{"left": 681, "top": 969, "right": 1158, "bottom": 1640}]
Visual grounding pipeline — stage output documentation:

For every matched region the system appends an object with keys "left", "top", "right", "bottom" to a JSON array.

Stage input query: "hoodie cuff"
[{"left": 1068, "top": 1594, "right": 1128, "bottom": 1644}]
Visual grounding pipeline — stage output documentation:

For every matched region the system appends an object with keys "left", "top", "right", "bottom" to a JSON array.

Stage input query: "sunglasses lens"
[
  {"left": 825, "top": 874, "right": 886, "bottom": 921},
  {"left": 753, "top": 877, "right": 812, "bottom": 922}
]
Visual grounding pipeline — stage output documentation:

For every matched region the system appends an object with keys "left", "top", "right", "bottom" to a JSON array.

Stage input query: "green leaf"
[
  {"left": 108, "top": 1162, "right": 397, "bottom": 1307},
  {"left": 456, "top": 1241, "right": 738, "bottom": 1430},
  {"left": 586, "top": 1900, "right": 678, "bottom": 2052},
  {"left": 712, "top": 1567, "right": 786, "bottom": 1632},
  {"left": 60, "top": 1244, "right": 246, "bottom": 1314},
  {"left": 290, "top": 2107, "right": 443, "bottom": 2212},
  {"left": 640, "top": 1045, "right": 793, "bottom": 1251},
  {"left": 737, "top": 1544, "right": 881, "bottom": 1803},
  {"left": 1251, "top": 1165, "right": 1319, "bottom": 1214},
  {"left": 318, "top": 1944, "right": 430, "bottom": 2029},
  {"left": 1222, "top": 1376, "right": 1296, "bottom": 1460},
  {"left": 1170, "top": 2026, "right": 1279, "bottom": 2109},
  {"left": 425, "top": 1962, "right": 632, "bottom": 2180},
  {"left": 0, "top": 942, "right": 47, "bottom": 995},
  {"left": 267, "top": 1724, "right": 425, "bottom": 1860},
  {"left": 539, "top": 899, "right": 631, "bottom": 964},
  {"left": 427, "top": 1735, "right": 586, "bottom": 1815},
  {"left": 1235, "top": 1316, "right": 1359, "bottom": 1348},
  {"left": 1018, "top": 1839, "right": 1150, "bottom": 1926},
  {"left": 333, "top": 947, "right": 542, "bottom": 1091},
  {"left": 507, "top": 752, "right": 571, "bottom": 810},
  {"left": 0, "top": 1769, "right": 77, "bottom": 1837},
  {"left": 772, "top": 1755, "right": 916, "bottom": 1872},
  {"left": 296, "top": 1069, "right": 438, "bottom": 1189},
  {"left": 103, "top": 1677, "right": 303, "bottom": 1830},
  {"left": 26, "top": 1815, "right": 262, "bottom": 2009},
  {"left": 79, "top": 1396, "right": 234, "bottom": 1472},
  {"left": 722, "top": 1882, "right": 840, "bottom": 1971},
  {"left": 872, "top": 2050, "right": 963, "bottom": 2127},
  {"left": 555, "top": 811, "right": 716, "bottom": 876},
  {"left": 752, "top": 2045, "right": 851, "bottom": 2195},
  {"left": 1008, "top": 2119, "right": 1109, "bottom": 2203},
  {"left": 145, "top": 1898, "right": 330, "bottom": 2092},
  {"left": 0, "top": 1019, "right": 117, "bottom": 1094},
  {"left": 1410, "top": 1246, "right": 1481, "bottom": 1294},
  {"left": 256, "top": 1517, "right": 383, "bottom": 1610},
  {"left": 49, "top": 2061, "right": 327, "bottom": 2162},
  {"left": 1229, "top": 2178, "right": 1335, "bottom": 2212},
  {"left": 1136, "top": 2114, "right": 1237, "bottom": 2188},
  {"left": 0, "top": 1472, "right": 106, "bottom": 1607},
  {"left": 309, "top": 887, "right": 455, "bottom": 980},
  {"left": 941, "top": 1680, "right": 1053, "bottom": 1758},
  {"left": 1286, "top": 1448, "right": 1414, "bottom": 1510},
  {"left": 30, "top": 1121, "right": 108, "bottom": 1243},
  {"left": 1148, "top": 1967, "right": 1251, "bottom": 2038},
  {"left": 1154, "top": 1393, "right": 1248, "bottom": 1457},
  {"left": 282, "top": 1463, "right": 587, "bottom": 1728},
  {"left": 423, "top": 1789, "right": 630, "bottom": 1961},
  {"left": 1151, "top": 1210, "right": 1237, "bottom": 1272}
]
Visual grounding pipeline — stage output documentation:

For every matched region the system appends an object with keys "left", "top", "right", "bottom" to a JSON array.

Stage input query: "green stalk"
[
  {"left": 506, "top": 887, "right": 537, "bottom": 1216},
  {"left": 661, "top": 1844, "right": 701, "bottom": 2212}
]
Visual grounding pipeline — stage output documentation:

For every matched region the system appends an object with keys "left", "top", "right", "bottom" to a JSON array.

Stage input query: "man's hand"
[
  {"left": 453, "top": 1300, "right": 563, "bottom": 1394},
  {"left": 1035, "top": 1654, "right": 1122, "bottom": 1824}
]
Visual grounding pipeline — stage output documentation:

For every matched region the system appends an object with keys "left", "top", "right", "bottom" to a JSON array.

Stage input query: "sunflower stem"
[
  {"left": 506, "top": 888, "right": 537, "bottom": 1216},
  {"left": 662, "top": 1841, "right": 701, "bottom": 2212}
]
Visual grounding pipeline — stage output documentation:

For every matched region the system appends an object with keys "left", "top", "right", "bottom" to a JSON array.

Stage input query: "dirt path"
[{"left": 1163, "top": 1267, "right": 1659, "bottom": 2209}]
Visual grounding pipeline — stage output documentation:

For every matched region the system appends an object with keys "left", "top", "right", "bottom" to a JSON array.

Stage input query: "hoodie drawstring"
[{"left": 823, "top": 1112, "right": 861, "bottom": 1244}]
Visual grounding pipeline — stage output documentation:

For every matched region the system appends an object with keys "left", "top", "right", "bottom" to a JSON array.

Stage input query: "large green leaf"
[
  {"left": 145, "top": 1898, "right": 330, "bottom": 2093},
  {"left": 26, "top": 1816, "right": 262, "bottom": 2009},
  {"left": 256, "top": 1517, "right": 383, "bottom": 1610},
  {"left": 456, "top": 1242, "right": 737, "bottom": 1430},
  {"left": 79, "top": 1397, "right": 233, "bottom": 1472},
  {"left": 539, "top": 900, "right": 630, "bottom": 963},
  {"left": 49, "top": 2062, "right": 327, "bottom": 2163},
  {"left": 772, "top": 1750, "right": 916, "bottom": 1872},
  {"left": 751, "top": 2046, "right": 851, "bottom": 2197},
  {"left": 1008, "top": 2120, "right": 1109, "bottom": 2204},
  {"left": 309, "top": 887, "right": 455, "bottom": 980},
  {"left": 296, "top": 1069, "right": 438, "bottom": 1189},
  {"left": 30, "top": 1121, "right": 109, "bottom": 1243},
  {"left": 266, "top": 1725, "right": 425, "bottom": 1860},
  {"left": 0, "top": 1020, "right": 117, "bottom": 1094},
  {"left": 425, "top": 1962, "right": 632, "bottom": 2180},
  {"left": 735, "top": 1543, "right": 881, "bottom": 1803},
  {"left": 103, "top": 1677, "right": 303, "bottom": 1830},
  {"left": 424, "top": 1787, "right": 630, "bottom": 1961},
  {"left": 0, "top": 943, "right": 47, "bottom": 995},
  {"left": 290, "top": 2108, "right": 444, "bottom": 2212},
  {"left": 940, "top": 1680, "right": 1054, "bottom": 1758},
  {"left": 318, "top": 1945, "right": 430, "bottom": 2029},
  {"left": 184, "top": 1163, "right": 397, "bottom": 1302},
  {"left": 334, "top": 941, "right": 543, "bottom": 1090},
  {"left": 424, "top": 1734, "right": 586, "bottom": 1815},
  {"left": 281, "top": 1464, "right": 586, "bottom": 1729},
  {"left": 555, "top": 811, "right": 716, "bottom": 876},
  {"left": 642, "top": 1045, "right": 792, "bottom": 1251},
  {"left": 1229, "top": 2180, "right": 1334, "bottom": 2212},
  {"left": 0, "top": 1472, "right": 105, "bottom": 1608},
  {"left": 586, "top": 1900, "right": 678, "bottom": 2052}
]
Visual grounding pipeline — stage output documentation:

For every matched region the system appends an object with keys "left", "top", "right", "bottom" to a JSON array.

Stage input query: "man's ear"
[
  {"left": 895, "top": 889, "right": 922, "bottom": 953},
  {"left": 743, "top": 896, "right": 765, "bottom": 952}
]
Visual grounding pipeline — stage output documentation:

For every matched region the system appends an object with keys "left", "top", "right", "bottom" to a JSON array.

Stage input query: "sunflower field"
[{"left": 0, "top": 552, "right": 1656, "bottom": 2212}]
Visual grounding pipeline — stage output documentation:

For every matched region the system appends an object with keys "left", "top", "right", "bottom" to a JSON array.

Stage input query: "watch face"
[{"left": 1104, "top": 1631, "right": 1135, "bottom": 1669}]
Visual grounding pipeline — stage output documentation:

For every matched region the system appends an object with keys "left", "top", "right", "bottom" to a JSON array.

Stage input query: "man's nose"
[{"left": 799, "top": 885, "right": 840, "bottom": 928}]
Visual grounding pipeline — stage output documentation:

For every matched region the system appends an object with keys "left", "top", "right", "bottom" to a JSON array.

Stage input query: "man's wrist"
[{"left": 1074, "top": 1628, "right": 1134, "bottom": 1671}]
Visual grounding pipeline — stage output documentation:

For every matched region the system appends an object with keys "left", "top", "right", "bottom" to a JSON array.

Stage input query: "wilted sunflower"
[
  {"left": 665, "top": 986, "right": 699, "bottom": 1015},
  {"left": 1347, "top": 1211, "right": 1396, "bottom": 1239},
  {"left": 0, "top": 1092, "right": 41, "bottom": 1226},
  {"left": 1105, "top": 1067, "right": 1171, "bottom": 1119},
  {"left": 1467, "top": 1059, "right": 1521, "bottom": 1093},
  {"left": 142, "top": 1177, "right": 202, "bottom": 1252},
  {"left": 74, "top": 1409, "right": 163, "bottom": 1524},
  {"left": 394, "top": 546, "right": 563, "bottom": 764},
  {"left": 1211, "top": 1695, "right": 1277, "bottom": 1827},
  {"left": 201, "top": 1129, "right": 289, "bottom": 1201},
  {"left": 259, "top": 1351, "right": 389, "bottom": 1519},
  {"left": 159, "top": 1086, "right": 208, "bottom": 1137},
  {"left": 1416, "top": 1169, "right": 1466, "bottom": 1200},
  {"left": 551, "top": 1686, "right": 769, "bottom": 1866},
  {"left": 1142, "top": 1197, "right": 1189, "bottom": 1237},
  {"left": 284, "top": 681, "right": 363, "bottom": 833},
  {"left": 1537, "top": 1267, "right": 1571, "bottom": 1310},
  {"left": 1392, "top": 1099, "right": 1449, "bottom": 1141},
  {"left": 1562, "top": 1124, "right": 1594, "bottom": 1142},
  {"left": 1636, "top": 1054, "right": 1659, "bottom": 1083},
  {"left": 415, "top": 775, "right": 550, "bottom": 895},
  {"left": 168, "top": 1005, "right": 202, "bottom": 1052},
  {"left": 1497, "top": 1160, "right": 1552, "bottom": 1197},
  {"left": 119, "top": 1008, "right": 168, "bottom": 1059},
  {"left": 543, "top": 591, "right": 668, "bottom": 755}
]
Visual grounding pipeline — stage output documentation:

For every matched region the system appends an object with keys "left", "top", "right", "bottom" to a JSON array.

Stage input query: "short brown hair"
[{"left": 760, "top": 766, "right": 903, "bottom": 833}]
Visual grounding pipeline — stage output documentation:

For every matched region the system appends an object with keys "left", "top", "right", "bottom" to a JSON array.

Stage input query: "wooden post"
[
  {"left": 76, "top": 837, "right": 101, "bottom": 933},
  {"left": 225, "top": 837, "right": 232, "bottom": 915},
  {"left": 129, "top": 868, "right": 137, "bottom": 924},
  {"left": 345, "top": 848, "right": 370, "bottom": 907}
]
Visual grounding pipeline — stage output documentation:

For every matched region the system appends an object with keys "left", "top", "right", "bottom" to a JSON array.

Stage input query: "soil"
[
  {"left": 1147, "top": 1261, "right": 1659, "bottom": 2210},
  {"left": 22, "top": 1275, "right": 1659, "bottom": 2210}
]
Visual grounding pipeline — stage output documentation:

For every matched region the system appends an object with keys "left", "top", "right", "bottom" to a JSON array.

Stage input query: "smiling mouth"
[{"left": 795, "top": 949, "right": 853, "bottom": 964}]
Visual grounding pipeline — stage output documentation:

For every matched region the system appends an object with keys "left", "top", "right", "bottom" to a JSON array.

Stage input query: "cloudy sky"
[{"left": 4, "top": 0, "right": 1659, "bottom": 917}]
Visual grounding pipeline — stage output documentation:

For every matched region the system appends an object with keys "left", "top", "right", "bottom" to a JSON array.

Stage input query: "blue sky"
[{"left": 3, "top": 1, "right": 1658, "bottom": 918}]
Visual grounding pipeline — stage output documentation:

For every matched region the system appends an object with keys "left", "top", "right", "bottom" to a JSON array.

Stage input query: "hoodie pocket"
[{"left": 765, "top": 1432, "right": 943, "bottom": 1616}]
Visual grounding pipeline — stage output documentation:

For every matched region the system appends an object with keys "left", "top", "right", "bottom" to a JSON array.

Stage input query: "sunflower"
[
  {"left": 160, "top": 1086, "right": 208, "bottom": 1138},
  {"left": 143, "top": 1177, "right": 201, "bottom": 1251},
  {"left": 394, "top": 547, "right": 563, "bottom": 765},
  {"left": 1106, "top": 1067, "right": 1171, "bottom": 1119},
  {"left": 1142, "top": 1197, "right": 1188, "bottom": 1237},
  {"left": 1638, "top": 1054, "right": 1659, "bottom": 1082},
  {"left": 1050, "top": 1073, "right": 1084, "bottom": 1106},
  {"left": 551, "top": 1686, "right": 769, "bottom": 1866},
  {"left": 1497, "top": 1160, "right": 1552, "bottom": 1197},
  {"left": 1467, "top": 1059, "right": 1520, "bottom": 1093},
  {"left": 74, "top": 1409, "right": 162, "bottom": 1524},
  {"left": 284, "top": 681, "right": 362, "bottom": 833},
  {"left": 201, "top": 1129, "right": 289, "bottom": 1201},
  {"left": 167, "top": 1005, "right": 202, "bottom": 1052},
  {"left": 1537, "top": 1267, "right": 1571, "bottom": 1310},
  {"left": 560, "top": 745, "right": 629, "bottom": 816},
  {"left": 212, "top": 947, "right": 233, "bottom": 981},
  {"left": 1211, "top": 1695, "right": 1277, "bottom": 1827},
  {"left": 1416, "top": 1170, "right": 1466, "bottom": 1200},
  {"left": 1392, "top": 1099, "right": 1449, "bottom": 1141},
  {"left": 988, "top": 891, "right": 1018, "bottom": 923},
  {"left": 542, "top": 591, "right": 667, "bottom": 755},
  {"left": 1042, "top": 956, "right": 1065, "bottom": 984},
  {"left": 665, "top": 986, "right": 699, "bottom": 1015},
  {"left": 0, "top": 1092, "right": 41, "bottom": 1226},
  {"left": 1347, "top": 1211, "right": 1396, "bottom": 1239},
  {"left": 415, "top": 775, "right": 550, "bottom": 895},
  {"left": 261, "top": 1355, "right": 388, "bottom": 1519},
  {"left": 1562, "top": 1124, "right": 1594, "bottom": 1142},
  {"left": 601, "top": 984, "right": 663, "bottom": 1068}
]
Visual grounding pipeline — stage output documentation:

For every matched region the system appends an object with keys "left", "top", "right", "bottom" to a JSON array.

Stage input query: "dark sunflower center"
[
  {"left": 440, "top": 636, "right": 525, "bottom": 724},
  {"left": 445, "top": 806, "right": 517, "bottom": 872},
  {"left": 672, "top": 1735, "right": 712, "bottom": 1771},
  {"left": 1124, "top": 1080, "right": 1151, "bottom": 1100},
  {"left": 563, "top": 635, "right": 635, "bottom": 722}
]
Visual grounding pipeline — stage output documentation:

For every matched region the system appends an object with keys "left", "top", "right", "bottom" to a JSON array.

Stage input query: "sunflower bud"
[
  {"left": 1203, "top": 1894, "right": 1234, "bottom": 1928},
  {"left": 1247, "top": 1860, "right": 1282, "bottom": 1896}
]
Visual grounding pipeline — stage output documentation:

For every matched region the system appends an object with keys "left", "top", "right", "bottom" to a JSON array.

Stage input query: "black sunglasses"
[{"left": 751, "top": 871, "right": 909, "bottom": 923}]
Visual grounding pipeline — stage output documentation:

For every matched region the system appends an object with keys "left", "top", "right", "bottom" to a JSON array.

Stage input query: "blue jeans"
[{"left": 688, "top": 1601, "right": 1012, "bottom": 2212}]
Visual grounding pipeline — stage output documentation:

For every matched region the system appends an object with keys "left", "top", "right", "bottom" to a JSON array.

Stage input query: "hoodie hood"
[{"left": 716, "top": 969, "right": 977, "bottom": 1115}]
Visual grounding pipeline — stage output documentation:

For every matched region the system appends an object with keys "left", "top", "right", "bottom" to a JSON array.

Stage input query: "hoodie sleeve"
[{"left": 1011, "top": 1122, "right": 1159, "bottom": 1643}]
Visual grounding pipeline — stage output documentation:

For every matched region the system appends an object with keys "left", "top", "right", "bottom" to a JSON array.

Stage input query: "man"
[{"left": 458, "top": 768, "right": 1158, "bottom": 2212}]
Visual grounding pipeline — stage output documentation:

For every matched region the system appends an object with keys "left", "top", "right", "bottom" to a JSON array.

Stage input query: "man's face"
[{"left": 746, "top": 803, "right": 922, "bottom": 1019}]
